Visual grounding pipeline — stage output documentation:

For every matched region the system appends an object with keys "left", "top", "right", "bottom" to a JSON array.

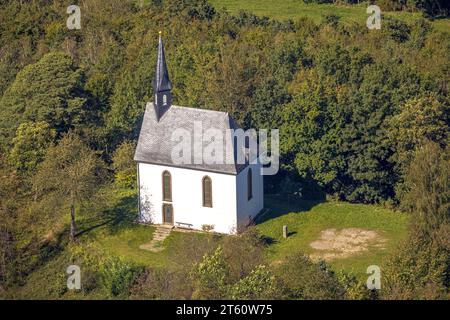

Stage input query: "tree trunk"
[{"left": 70, "top": 203, "right": 76, "bottom": 241}]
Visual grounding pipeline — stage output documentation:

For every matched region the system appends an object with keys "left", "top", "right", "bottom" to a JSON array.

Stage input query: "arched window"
[
  {"left": 202, "top": 176, "right": 212, "bottom": 207},
  {"left": 247, "top": 168, "right": 253, "bottom": 201},
  {"left": 163, "top": 94, "right": 167, "bottom": 106},
  {"left": 162, "top": 171, "right": 172, "bottom": 202}
]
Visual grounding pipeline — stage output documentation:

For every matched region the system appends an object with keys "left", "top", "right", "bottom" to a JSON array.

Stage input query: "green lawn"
[
  {"left": 256, "top": 195, "right": 410, "bottom": 278},
  {"left": 84, "top": 189, "right": 409, "bottom": 280},
  {"left": 12, "top": 188, "right": 409, "bottom": 298},
  {"left": 76, "top": 188, "right": 211, "bottom": 269},
  {"left": 209, "top": 0, "right": 450, "bottom": 33},
  {"left": 89, "top": 223, "right": 212, "bottom": 269}
]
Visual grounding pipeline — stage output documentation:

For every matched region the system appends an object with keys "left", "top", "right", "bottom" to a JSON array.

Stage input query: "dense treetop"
[{"left": 0, "top": 0, "right": 448, "bottom": 203}]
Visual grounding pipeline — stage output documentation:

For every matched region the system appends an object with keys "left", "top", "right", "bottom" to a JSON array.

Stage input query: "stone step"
[
  {"left": 155, "top": 229, "right": 171, "bottom": 234},
  {"left": 158, "top": 225, "right": 174, "bottom": 230},
  {"left": 154, "top": 232, "right": 170, "bottom": 237},
  {"left": 156, "top": 226, "right": 172, "bottom": 230},
  {"left": 139, "top": 226, "right": 172, "bottom": 253},
  {"left": 154, "top": 232, "right": 171, "bottom": 237}
]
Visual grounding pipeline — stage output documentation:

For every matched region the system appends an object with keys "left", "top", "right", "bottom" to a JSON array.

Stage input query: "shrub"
[
  {"left": 99, "top": 256, "right": 143, "bottom": 297},
  {"left": 190, "top": 246, "right": 228, "bottom": 299},
  {"left": 130, "top": 268, "right": 193, "bottom": 299},
  {"left": 276, "top": 253, "right": 345, "bottom": 299},
  {"left": 222, "top": 228, "right": 266, "bottom": 283},
  {"left": 335, "top": 270, "right": 371, "bottom": 300},
  {"left": 229, "top": 265, "right": 281, "bottom": 299}
]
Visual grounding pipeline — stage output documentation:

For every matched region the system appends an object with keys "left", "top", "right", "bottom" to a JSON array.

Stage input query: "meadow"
[
  {"left": 209, "top": 0, "right": 450, "bottom": 32},
  {"left": 83, "top": 190, "right": 409, "bottom": 278},
  {"left": 11, "top": 187, "right": 409, "bottom": 298}
]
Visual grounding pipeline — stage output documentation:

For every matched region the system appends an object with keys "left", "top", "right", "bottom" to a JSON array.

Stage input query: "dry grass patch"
[{"left": 309, "top": 228, "right": 387, "bottom": 261}]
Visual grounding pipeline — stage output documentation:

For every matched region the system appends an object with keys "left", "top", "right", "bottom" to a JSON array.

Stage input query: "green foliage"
[
  {"left": 8, "top": 121, "right": 56, "bottom": 174},
  {"left": 0, "top": 52, "right": 89, "bottom": 150},
  {"left": 383, "top": 142, "right": 449, "bottom": 299},
  {"left": 388, "top": 94, "right": 449, "bottom": 178},
  {"left": 0, "top": 0, "right": 447, "bottom": 205},
  {"left": 276, "top": 252, "right": 344, "bottom": 299},
  {"left": 33, "top": 132, "right": 108, "bottom": 240},
  {"left": 335, "top": 270, "right": 371, "bottom": 300},
  {"left": 112, "top": 140, "right": 137, "bottom": 188},
  {"left": 250, "top": 78, "right": 290, "bottom": 129},
  {"left": 414, "top": 0, "right": 450, "bottom": 17},
  {"left": 221, "top": 228, "right": 266, "bottom": 282},
  {"left": 99, "top": 256, "right": 143, "bottom": 297},
  {"left": 0, "top": 0, "right": 448, "bottom": 300},
  {"left": 383, "top": 17, "right": 411, "bottom": 43},
  {"left": 383, "top": 232, "right": 449, "bottom": 299},
  {"left": 190, "top": 246, "right": 228, "bottom": 299},
  {"left": 399, "top": 142, "right": 449, "bottom": 232},
  {"left": 229, "top": 265, "right": 280, "bottom": 299},
  {"left": 130, "top": 268, "right": 193, "bottom": 299}
]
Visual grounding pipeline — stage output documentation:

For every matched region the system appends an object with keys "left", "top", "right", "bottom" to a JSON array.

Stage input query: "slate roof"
[
  {"left": 134, "top": 103, "right": 248, "bottom": 175},
  {"left": 153, "top": 35, "right": 172, "bottom": 93}
]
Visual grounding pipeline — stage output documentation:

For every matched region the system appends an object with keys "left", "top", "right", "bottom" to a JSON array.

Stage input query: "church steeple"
[{"left": 153, "top": 31, "right": 172, "bottom": 121}]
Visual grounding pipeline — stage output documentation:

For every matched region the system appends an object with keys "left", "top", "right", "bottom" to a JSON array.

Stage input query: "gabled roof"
[{"left": 134, "top": 103, "right": 248, "bottom": 175}]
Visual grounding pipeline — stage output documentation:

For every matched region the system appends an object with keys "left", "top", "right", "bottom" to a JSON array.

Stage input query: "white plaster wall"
[
  {"left": 236, "top": 163, "right": 264, "bottom": 229},
  {"left": 138, "top": 162, "right": 238, "bottom": 234}
]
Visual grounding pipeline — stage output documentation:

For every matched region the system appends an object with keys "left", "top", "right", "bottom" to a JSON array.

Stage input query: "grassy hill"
[
  {"left": 83, "top": 190, "right": 409, "bottom": 278},
  {"left": 257, "top": 195, "right": 409, "bottom": 279},
  {"left": 209, "top": 0, "right": 450, "bottom": 32},
  {"left": 10, "top": 187, "right": 409, "bottom": 299}
]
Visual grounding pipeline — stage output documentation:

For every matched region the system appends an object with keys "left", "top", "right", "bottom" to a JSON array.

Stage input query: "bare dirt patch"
[{"left": 309, "top": 228, "right": 387, "bottom": 261}]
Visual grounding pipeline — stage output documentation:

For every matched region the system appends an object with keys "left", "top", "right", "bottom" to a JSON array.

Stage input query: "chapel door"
[{"left": 162, "top": 204, "right": 173, "bottom": 225}]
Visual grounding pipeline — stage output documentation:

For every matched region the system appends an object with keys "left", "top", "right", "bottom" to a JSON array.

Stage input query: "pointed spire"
[
  {"left": 154, "top": 31, "right": 172, "bottom": 93},
  {"left": 153, "top": 31, "right": 173, "bottom": 122}
]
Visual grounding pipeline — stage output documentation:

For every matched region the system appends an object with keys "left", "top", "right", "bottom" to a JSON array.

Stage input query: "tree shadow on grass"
[
  {"left": 76, "top": 194, "right": 138, "bottom": 237},
  {"left": 254, "top": 194, "right": 324, "bottom": 225}
]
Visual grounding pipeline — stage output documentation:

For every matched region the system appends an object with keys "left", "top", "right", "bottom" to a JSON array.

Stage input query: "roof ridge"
[{"left": 169, "top": 104, "right": 229, "bottom": 115}]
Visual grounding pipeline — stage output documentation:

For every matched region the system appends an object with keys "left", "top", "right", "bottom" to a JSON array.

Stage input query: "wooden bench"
[{"left": 175, "top": 221, "right": 193, "bottom": 229}]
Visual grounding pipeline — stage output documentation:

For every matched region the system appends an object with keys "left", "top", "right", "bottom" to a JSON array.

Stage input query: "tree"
[
  {"left": 112, "top": 140, "right": 137, "bottom": 188},
  {"left": 8, "top": 121, "right": 56, "bottom": 174},
  {"left": 0, "top": 157, "right": 20, "bottom": 287},
  {"left": 388, "top": 94, "right": 449, "bottom": 179},
  {"left": 0, "top": 51, "right": 89, "bottom": 150},
  {"left": 33, "top": 132, "right": 107, "bottom": 241},
  {"left": 383, "top": 142, "right": 449, "bottom": 299},
  {"left": 250, "top": 77, "right": 290, "bottom": 130},
  {"left": 383, "top": 231, "right": 448, "bottom": 299},
  {"left": 399, "top": 141, "right": 449, "bottom": 233},
  {"left": 414, "top": 0, "right": 450, "bottom": 17}
]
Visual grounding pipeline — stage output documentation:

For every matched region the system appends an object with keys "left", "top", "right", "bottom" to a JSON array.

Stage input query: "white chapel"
[{"left": 134, "top": 35, "right": 264, "bottom": 234}]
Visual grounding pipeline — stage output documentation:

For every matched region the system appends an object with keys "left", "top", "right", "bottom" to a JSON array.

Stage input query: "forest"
[{"left": 0, "top": 0, "right": 448, "bottom": 300}]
